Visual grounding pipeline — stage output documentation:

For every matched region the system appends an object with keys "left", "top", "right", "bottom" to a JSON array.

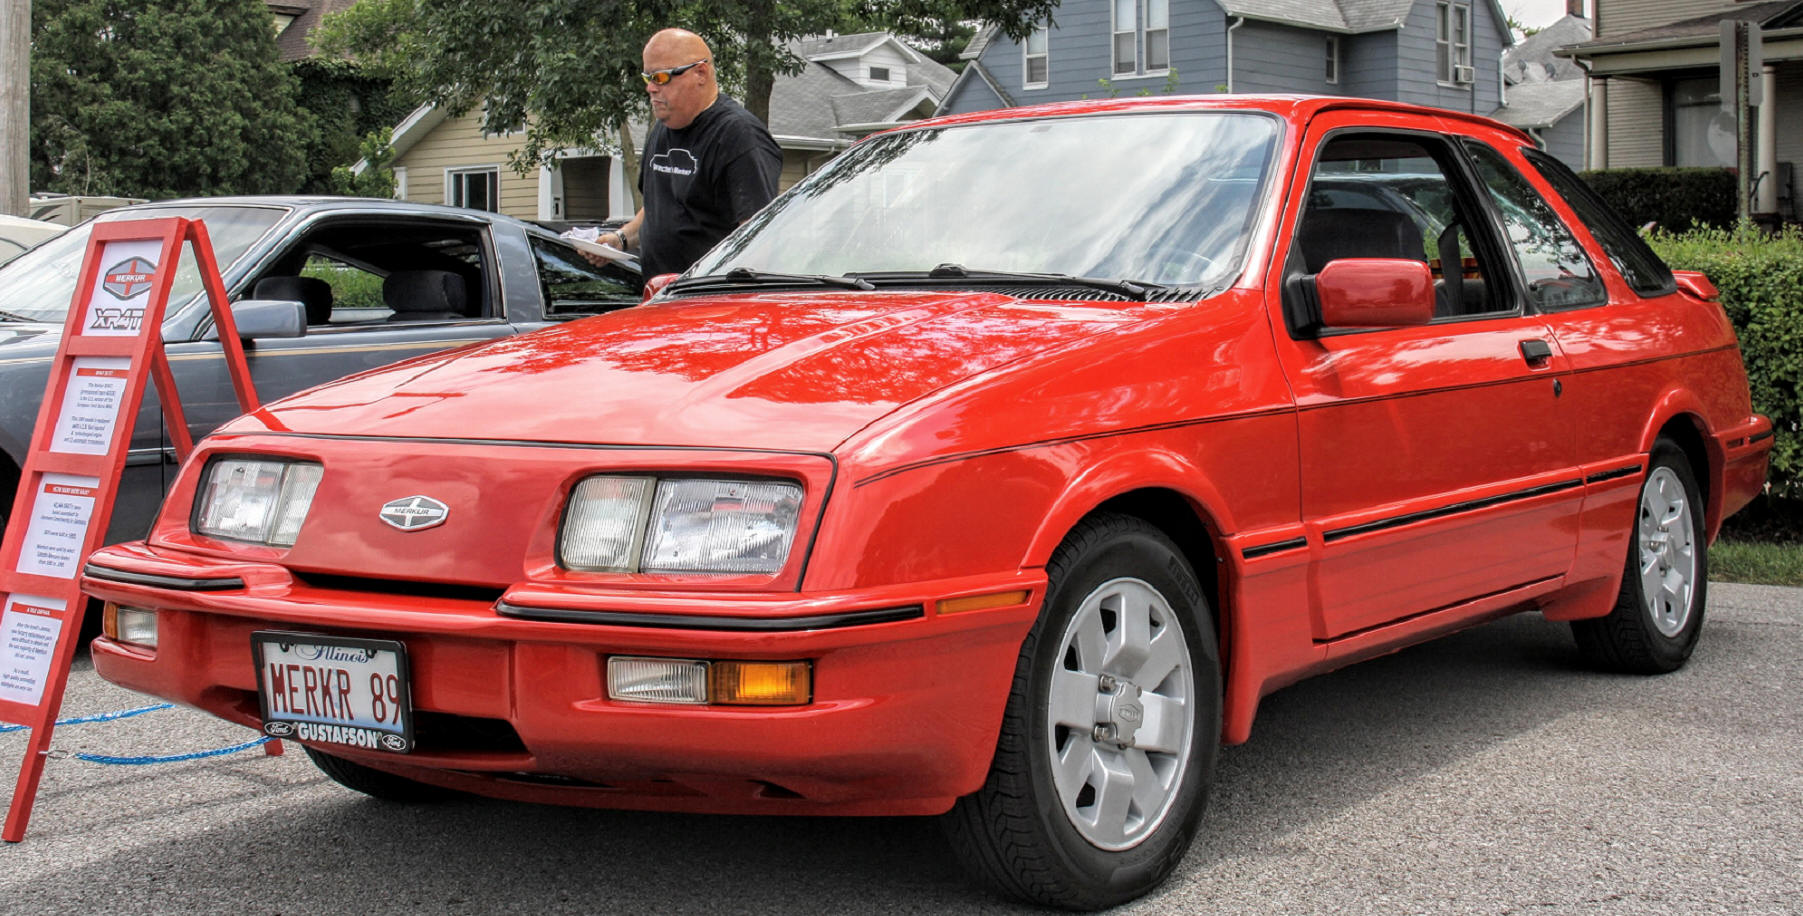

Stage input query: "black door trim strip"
[
  {"left": 1324, "top": 478, "right": 1583, "bottom": 543},
  {"left": 1584, "top": 463, "right": 1644, "bottom": 485},
  {"left": 1241, "top": 537, "right": 1308, "bottom": 560}
]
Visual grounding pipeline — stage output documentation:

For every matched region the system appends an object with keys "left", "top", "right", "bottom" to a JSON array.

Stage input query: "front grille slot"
[{"left": 289, "top": 571, "right": 506, "bottom": 605}]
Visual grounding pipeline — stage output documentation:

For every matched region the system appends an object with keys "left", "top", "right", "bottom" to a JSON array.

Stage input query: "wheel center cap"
[{"left": 1099, "top": 681, "right": 1145, "bottom": 747}]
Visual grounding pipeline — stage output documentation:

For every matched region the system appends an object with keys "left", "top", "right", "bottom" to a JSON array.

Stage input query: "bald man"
[{"left": 600, "top": 29, "right": 782, "bottom": 284}]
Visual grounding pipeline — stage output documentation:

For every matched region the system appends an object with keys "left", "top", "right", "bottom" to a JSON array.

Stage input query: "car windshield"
[
  {"left": 0, "top": 205, "right": 286, "bottom": 323},
  {"left": 691, "top": 111, "right": 1280, "bottom": 291}
]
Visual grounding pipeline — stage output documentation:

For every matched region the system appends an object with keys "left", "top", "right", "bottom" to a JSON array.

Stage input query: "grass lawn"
[{"left": 1710, "top": 539, "right": 1803, "bottom": 587}]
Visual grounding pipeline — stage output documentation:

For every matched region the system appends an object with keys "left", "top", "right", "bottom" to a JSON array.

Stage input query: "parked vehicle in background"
[
  {"left": 0, "top": 197, "right": 641, "bottom": 544},
  {"left": 86, "top": 98, "right": 1771, "bottom": 909},
  {"left": 26, "top": 194, "right": 147, "bottom": 227},
  {"left": 0, "top": 214, "right": 67, "bottom": 263}
]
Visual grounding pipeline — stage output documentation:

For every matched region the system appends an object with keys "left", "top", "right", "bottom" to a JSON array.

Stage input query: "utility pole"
[{"left": 0, "top": 0, "right": 28, "bottom": 217}]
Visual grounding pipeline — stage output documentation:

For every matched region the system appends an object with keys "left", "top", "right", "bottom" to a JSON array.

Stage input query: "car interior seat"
[
  {"left": 383, "top": 269, "right": 472, "bottom": 321},
  {"left": 1296, "top": 206, "right": 1426, "bottom": 274},
  {"left": 251, "top": 275, "right": 334, "bottom": 325}
]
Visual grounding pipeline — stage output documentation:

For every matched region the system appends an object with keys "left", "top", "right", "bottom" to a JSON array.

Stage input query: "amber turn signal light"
[
  {"left": 710, "top": 660, "right": 812, "bottom": 705},
  {"left": 937, "top": 589, "right": 1031, "bottom": 615}
]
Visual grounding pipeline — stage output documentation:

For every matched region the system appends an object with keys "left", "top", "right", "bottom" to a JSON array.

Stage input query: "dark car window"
[
  {"left": 1463, "top": 142, "right": 1606, "bottom": 312},
  {"left": 249, "top": 219, "right": 491, "bottom": 325},
  {"left": 1296, "top": 133, "right": 1507, "bottom": 321},
  {"left": 530, "top": 237, "right": 641, "bottom": 318},
  {"left": 1521, "top": 149, "right": 1676, "bottom": 297}
]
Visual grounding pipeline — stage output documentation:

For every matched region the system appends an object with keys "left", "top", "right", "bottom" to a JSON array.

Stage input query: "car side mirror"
[
  {"left": 642, "top": 273, "right": 679, "bottom": 302},
  {"left": 1315, "top": 259, "right": 1435, "bottom": 328},
  {"left": 1672, "top": 270, "right": 1718, "bottom": 301},
  {"left": 203, "top": 299, "right": 307, "bottom": 341}
]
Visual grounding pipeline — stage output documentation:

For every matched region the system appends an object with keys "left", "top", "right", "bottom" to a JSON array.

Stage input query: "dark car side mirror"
[
  {"left": 202, "top": 299, "right": 308, "bottom": 341},
  {"left": 642, "top": 273, "right": 680, "bottom": 302},
  {"left": 1315, "top": 258, "right": 1435, "bottom": 328}
]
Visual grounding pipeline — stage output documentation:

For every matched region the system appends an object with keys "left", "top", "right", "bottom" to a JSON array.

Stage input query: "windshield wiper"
[
  {"left": 0, "top": 309, "right": 40, "bottom": 322},
  {"left": 853, "top": 264, "right": 1166, "bottom": 301},
  {"left": 670, "top": 267, "right": 875, "bottom": 293}
]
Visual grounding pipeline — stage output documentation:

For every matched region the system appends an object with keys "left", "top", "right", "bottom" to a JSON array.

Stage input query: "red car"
[{"left": 86, "top": 97, "right": 1771, "bottom": 909}]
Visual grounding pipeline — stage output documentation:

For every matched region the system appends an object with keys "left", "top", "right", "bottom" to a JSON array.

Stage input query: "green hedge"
[
  {"left": 1580, "top": 167, "right": 1737, "bottom": 231},
  {"left": 1647, "top": 226, "right": 1803, "bottom": 497}
]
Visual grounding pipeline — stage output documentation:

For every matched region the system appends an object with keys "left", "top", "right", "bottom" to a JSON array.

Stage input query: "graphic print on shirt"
[{"left": 651, "top": 148, "right": 698, "bottom": 179}]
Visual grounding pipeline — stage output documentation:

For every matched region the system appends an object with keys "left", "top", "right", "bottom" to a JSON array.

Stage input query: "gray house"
[
  {"left": 1490, "top": 11, "right": 1593, "bottom": 167},
  {"left": 939, "top": 0, "right": 1512, "bottom": 118}
]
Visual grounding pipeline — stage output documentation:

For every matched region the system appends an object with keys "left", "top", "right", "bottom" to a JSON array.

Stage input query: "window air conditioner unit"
[{"left": 1454, "top": 64, "right": 1475, "bottom": 84}]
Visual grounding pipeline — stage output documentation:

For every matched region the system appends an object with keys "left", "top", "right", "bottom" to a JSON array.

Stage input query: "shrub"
[
  {"left": 1581, "top": 167, "right": 1736, "bottom": 231},
  {"left": 1647, "top": 225, "right": 1803, "bottom": 498}
]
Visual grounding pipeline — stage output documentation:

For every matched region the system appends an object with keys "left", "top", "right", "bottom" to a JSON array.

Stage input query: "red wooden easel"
[{"left": 0, "top": 218, "right": 272, "bottom": 841}]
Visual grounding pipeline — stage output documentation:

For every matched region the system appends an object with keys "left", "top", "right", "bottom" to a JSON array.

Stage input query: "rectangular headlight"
[
  {"left": 560, "top": 476, "right": 802, "bottom": 575},
  {"left": 193, "top": 457, "right": 323, "bottom": 547}
]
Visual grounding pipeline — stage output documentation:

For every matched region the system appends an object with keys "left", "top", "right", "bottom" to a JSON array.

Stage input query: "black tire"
[
  {"left": 303, "top": 745, "right": 455, "bottom": 803},
  {"left": 1572, "top": 440, "right": 1708, "bottom": 674},
  {"left": 944, "top": 514, "right": 1220, "bottom": 910}
]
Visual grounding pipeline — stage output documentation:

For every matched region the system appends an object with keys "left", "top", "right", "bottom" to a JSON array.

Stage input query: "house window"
[
  {"left": 1670, "top": 77, "right": 1735, "bottom": 167},
  {"left": 1024, "top": 26, "right": 1049, "bottom": 88},
  {"left": 393, "top": 166, "right": 408, "bottom": 201},
  {"left": 1113, "top": 0, "right": 1170, "bottom": 76},
  {"left": 1436, "top": 1, "right": 1472, "bottom": 85},
  {"left": 447, "top": 167, "right": 499, "bottom": 212},
  {"left": 869, "top": 65, "right": 891, "bottom": 82},
  {"left": 1326, "top": 36, "right": 1340, "bottom": 84},
  {"left": 1113, "top": 0, "right": 1137, "bottom": 75}
]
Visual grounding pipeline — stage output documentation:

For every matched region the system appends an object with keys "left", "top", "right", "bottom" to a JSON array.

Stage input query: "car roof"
[
  {"left": 903, "top": 94, "right": 1534, "bottom": 145},
  {"left": 109, "top": 196, "right": 558, "bottom": 237}
]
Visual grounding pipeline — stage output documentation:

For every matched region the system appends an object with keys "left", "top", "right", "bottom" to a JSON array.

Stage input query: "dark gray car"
[{"left": 0, "top": 196, "right": 641, "bottom": 543}]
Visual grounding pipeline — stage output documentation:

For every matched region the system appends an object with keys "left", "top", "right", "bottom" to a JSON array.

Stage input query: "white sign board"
[
  {"left": 48, "top": 356, "right": 132, "bottom": 455},
  {"left": 16, "top": 473, "right": 101, "bottom": 580},
  {"left": 79, "top": 239, "right": 163, "bottom": 338},
  {"left": 0, "top": 596, "right": 67, "bottom": 707}
]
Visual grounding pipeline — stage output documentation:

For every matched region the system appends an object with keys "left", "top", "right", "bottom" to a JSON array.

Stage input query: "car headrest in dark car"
[
  {"left": 383, "top": 270, "right": 471, "bottom": 321},
  {"left": 252, "top": 275, "right": 334, "bottom": 325},
  {"left": 1298, "top": 207, "right": 1426, "bottom": 274}
]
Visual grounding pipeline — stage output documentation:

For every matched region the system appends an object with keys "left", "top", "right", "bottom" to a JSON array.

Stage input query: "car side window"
[
  {"left": 1462, "top": 142, "right": 1606, "bottom": 311},
  {"left": 302, "top": 254, "right": 384, "bottom": 323},
  {"left": 1295, "top": 132, "right": 1506, "bottom": 321},
  {"left": 1521, "top": 149, "right": 1676, "bottom": 297},
  {"left": 530, "top": 237, "right": 641, "bottom": 318}
]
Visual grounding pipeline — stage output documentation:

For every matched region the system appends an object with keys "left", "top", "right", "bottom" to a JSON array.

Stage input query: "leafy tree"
[
  {"left": 294, "top": 58, "right": 414, "bottom": 194},
  {"left": 30, "top": 0, "right": 310, "bottom": 199},
  {"left": 330, "top": 127, "right": 399, "bottom": 198},
  {"left": 315, "top": 0, "right": 1055, "bottom": 178}
]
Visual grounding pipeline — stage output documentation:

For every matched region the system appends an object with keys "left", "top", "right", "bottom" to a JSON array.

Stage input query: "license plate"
[{"left": 252, "top": 631, "right": 413, "bottom": 753}]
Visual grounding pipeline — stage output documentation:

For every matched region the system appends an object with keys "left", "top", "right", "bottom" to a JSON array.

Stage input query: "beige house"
[
  {"left": 371, "top": 33, "right": 955, "bottom": 224},
  {"left": 1560, "top": 0, "right": 1803, "bottom": 219}
]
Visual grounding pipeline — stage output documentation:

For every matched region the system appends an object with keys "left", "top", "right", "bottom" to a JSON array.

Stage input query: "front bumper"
[{"left": 84, "top": 542, "right": 1042, "bottom": 816}]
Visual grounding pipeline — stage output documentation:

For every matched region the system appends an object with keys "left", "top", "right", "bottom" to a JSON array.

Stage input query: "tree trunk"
[
  {"left": 617, "top": 121, "right": 641, "bottom": 213},
  {"left": 744, "top": 55, "right": 774, "bottom": 126},
  {"left": 0, "top": 0, "right": 30, "bottom": 216}
]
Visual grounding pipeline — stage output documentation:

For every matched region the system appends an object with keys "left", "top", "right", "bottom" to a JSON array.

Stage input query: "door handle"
[{"left": 1519, "top": 338, "right": 1553, "bottom": 367}]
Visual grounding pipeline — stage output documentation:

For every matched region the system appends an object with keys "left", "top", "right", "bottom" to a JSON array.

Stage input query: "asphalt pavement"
[{"left": 1, "top": 583, "right": 1798, "bottom": 914}]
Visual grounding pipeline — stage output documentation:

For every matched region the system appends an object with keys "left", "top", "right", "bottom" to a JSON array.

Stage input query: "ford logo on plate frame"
[{"left": 378, "top": 495, "right": 450, "bottom": 531}]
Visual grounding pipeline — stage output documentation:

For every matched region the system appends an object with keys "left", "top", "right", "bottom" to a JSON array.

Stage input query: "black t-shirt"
[{"left": 638, "top": 95, "right": 782, "bottom": 280}]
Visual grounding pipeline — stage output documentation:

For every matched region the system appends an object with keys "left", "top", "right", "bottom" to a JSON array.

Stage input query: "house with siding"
[
  {"left": 939, "top": 0, "right": 1514, "bottom": 120},
  {"left": 1559, "top": 0, "right": 1803, "bottom": 220},
  {"left": 372, "top": 32, "right": 954, "bottom": 224},
  {"left": 1489, "top": 10, "right": 1592, "bottom": 167}
]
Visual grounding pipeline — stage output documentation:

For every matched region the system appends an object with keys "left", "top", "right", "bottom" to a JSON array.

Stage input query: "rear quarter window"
[{"left": 1521, "top": 150, "right": 1676, "bottom": 297}]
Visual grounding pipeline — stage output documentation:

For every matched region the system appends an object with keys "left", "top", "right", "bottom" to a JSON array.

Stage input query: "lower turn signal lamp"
[
  {"left": 101, "top": 603, "right": 159, "bottom": 649},
  {"left": 607, "top": 656, "right": 811, "bottom": 706}
]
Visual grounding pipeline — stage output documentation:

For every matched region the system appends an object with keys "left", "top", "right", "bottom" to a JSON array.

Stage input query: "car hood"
[{"left": 235, "top": 290, "right": 1157, "bottom": 452}]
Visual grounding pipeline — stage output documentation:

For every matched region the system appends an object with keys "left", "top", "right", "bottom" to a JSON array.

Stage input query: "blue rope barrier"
[
  {"left": 0, "top": 702, "right": 174, "bottom": 734},
  {"left": 5, "top": 702, "right": 274, "bottom": 765},
  {"left": 68, "top": 736, "right": 273, "bottom": 766}
]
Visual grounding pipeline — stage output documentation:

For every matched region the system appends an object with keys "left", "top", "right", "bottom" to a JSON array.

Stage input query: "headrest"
[
  {"left": 1298, "top": 207, "right": 1425, "bottom": 274},
  {"left": 252, "top": 275, "right": 333, "bottom": 325},
  {"left": 383, "top": 270, "right": 470, "bottom": 317}
]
